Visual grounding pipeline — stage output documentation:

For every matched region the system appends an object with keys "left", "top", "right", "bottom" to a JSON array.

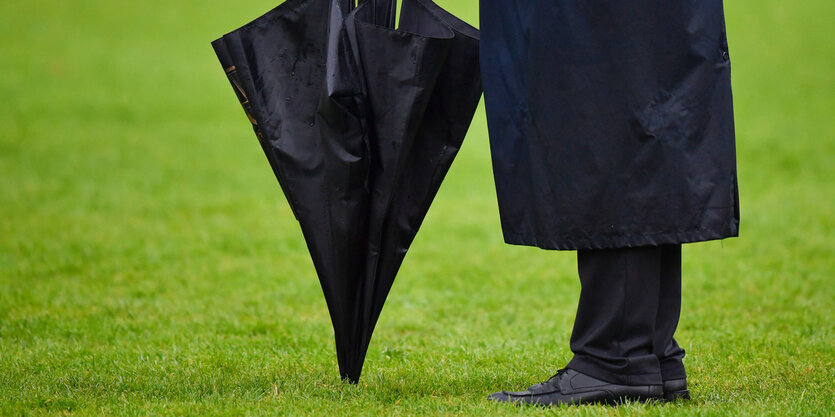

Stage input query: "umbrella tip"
[{"left": 340, "top": 373, "right": 360, "bottom": 384}]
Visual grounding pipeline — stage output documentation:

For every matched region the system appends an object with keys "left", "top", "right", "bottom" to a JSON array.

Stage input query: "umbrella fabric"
[
  {"left": 480, "top": 0, "right": 739, "bottom": 250},
  {"left": 212, "top": 0, "right": 481, "bottom": 382}
]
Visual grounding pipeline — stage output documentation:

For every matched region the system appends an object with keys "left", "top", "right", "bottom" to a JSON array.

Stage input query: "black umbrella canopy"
[{"left": 211, "top": 0, "right": 481, "bottom": 382}]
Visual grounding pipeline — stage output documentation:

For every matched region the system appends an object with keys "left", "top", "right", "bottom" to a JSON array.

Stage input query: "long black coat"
[{"left": 480, "top": 0, "right": 740, "bottom": 250}]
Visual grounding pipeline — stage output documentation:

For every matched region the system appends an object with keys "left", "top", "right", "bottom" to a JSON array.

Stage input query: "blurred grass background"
[{"left": 0, "top": 0, "right": 832, "bottom": 415}]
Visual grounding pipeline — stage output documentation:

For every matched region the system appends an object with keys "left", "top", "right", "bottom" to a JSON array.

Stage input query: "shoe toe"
[
  {"left": 489, "top": 390, "right": 536, "bottom": 403},
  {"left": 488, "top": 391, "right": 511, "bottom": 402}
]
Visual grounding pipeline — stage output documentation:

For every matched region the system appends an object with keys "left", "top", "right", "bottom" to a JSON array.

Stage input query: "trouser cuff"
[
  {"left": 567, "top": 355, "right": 663, "bottom": 386},
  {"left": 660, "top": 362, "right": 687, "bottom": 381}
]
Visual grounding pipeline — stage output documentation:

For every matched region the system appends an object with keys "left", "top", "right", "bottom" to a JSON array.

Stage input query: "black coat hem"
[{"left": 503, "top": 227, "right": 739, "bottom": 251}]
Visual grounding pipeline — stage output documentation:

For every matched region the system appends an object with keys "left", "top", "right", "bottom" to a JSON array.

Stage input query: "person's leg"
[
  {"left": 654, "top": 244, "right": 687, "bottom": 381},
  {"left": 567, "top": 246, "right": 663, "bottom": 386},
  {"left": 488, "top": 246, "right": 666, "bottom": 405}
]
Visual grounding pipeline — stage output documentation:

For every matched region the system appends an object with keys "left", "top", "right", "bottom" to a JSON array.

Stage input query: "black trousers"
[{"left": 566, "top": 244, "right": 687, "bottom": 386}]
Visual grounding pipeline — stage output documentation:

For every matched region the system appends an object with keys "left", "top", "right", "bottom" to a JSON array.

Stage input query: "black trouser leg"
[
  {"left": 567, "top": 244, "right": 686, "bottom": 385},
  {"left": 567, "top": 246, "right": 664, "bottom": 385},
  {"left": 654, "top": 244, "right": 686, "bottom": 380}
]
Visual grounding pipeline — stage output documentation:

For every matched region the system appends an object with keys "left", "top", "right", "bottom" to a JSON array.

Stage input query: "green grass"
[{"left": 1, "top": 0, "right": 833, "bottom": 415}]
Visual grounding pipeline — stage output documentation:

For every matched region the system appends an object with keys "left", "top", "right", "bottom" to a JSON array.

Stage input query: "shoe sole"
[
  {"left": 604, "top": 394, "right": 664, "bottom": 406},
  {"left": 495, "top": 394, "right": 664, "bottom": 407},
  {"left": 662, "top": 389, "right": 691, "bottom": 402}
]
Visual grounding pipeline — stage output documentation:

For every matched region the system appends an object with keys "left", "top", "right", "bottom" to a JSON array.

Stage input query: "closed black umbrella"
[{"left": 211, "top": 0, "right": 481, "bottom": 382}]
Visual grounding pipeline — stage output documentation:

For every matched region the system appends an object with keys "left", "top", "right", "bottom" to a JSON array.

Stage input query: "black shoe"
[
  {"left": 488, "top": 369, "right": 662, "bottom": 406},
  {"left": 662, "top": 378, "right": 690, "bottom": 401}
]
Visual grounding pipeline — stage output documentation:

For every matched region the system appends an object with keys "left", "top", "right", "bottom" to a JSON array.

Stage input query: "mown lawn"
[{"left": 1, "top": 0, "right": 832, "bottom": 415}]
